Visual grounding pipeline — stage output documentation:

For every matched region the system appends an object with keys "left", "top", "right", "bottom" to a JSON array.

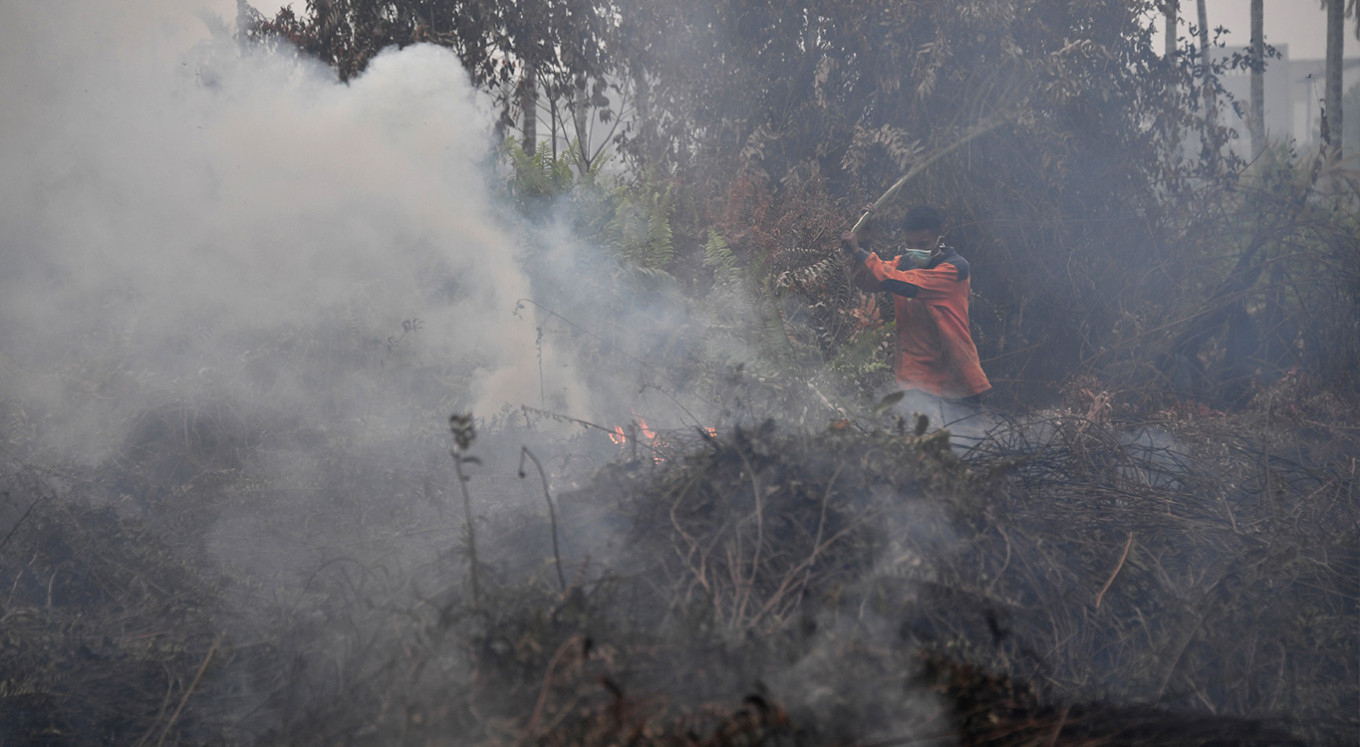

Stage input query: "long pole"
[{"left": 850, "top": 115, "right": 1010, "bottom": 237}]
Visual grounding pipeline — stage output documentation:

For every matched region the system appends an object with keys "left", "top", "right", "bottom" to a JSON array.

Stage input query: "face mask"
[{"left": 899, "top": 249, "right": 932, "bottom": 270}]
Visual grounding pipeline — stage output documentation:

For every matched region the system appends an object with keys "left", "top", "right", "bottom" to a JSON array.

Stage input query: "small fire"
[
  {"left": 604, "top": 415, "right": 716, "bottom": 463},
  {"left": 605, "top": 412, "right": 659, "bottom": 446},
  {"left": 638, "top": 417, "right": 657, "bottom": 441}
]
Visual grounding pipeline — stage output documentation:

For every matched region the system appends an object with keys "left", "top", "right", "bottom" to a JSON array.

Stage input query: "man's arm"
[{"left": 840, "top": 230, "right": 884, "bottom": 292}]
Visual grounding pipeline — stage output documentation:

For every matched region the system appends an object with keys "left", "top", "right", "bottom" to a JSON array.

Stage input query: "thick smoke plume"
[
  {"left": 0, "top": 0, "right": 646, "bottom": 470},
  {"left": 0, "top": 3, "right": 728, "bottom": 739}
]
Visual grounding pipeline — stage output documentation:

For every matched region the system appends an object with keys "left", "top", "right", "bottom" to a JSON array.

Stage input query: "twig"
[
  {"left": 155, "top": 636, "right": 220, "bottom": 747},
  {"left": 526, "top": 634, "right": 585, "bottom": 735},
  {"left": 0, "top": 494, "right": 46, "bottom": 553},
  {"left": 1044, "top": 705, "right": 1070, "bottom": 747},
  {"left": 134, "top": 665, "right": 177, "bottom": 747},
  {"left": 454, "top": 455, "right": 481, "bottom": 610},
  {"left": 519, "top": 404, "right": 619, "bottom": 436},
  {"left": 987, "top": 524, "right": 1013, "bottom": 595},
  {"left": 519, "top": 446, "right": 567, "bottom": 592},
  {"left": 799, "top": 466, "right": 841, "bottom": 591},
  {"left": 45, "top": 561, "right": 70, "bottom": 609},
  {"left": 1155, "top": 574, "right": 1233, "bottom": 702},
  {"left": 668, "top": 480, "right": 717, "bottom": 608},
  {"left": 737, "top": 451, "right": 766, "bottom": 626},
  {"left": 6, "top": 566, "right": 25, "bottom": 606},
  {"left": 746, "top": 466, "right": 846, "bottom": 630},
  {"left": 449, "top": 414, "right": 481, "bottom": 611},
  {"left": 1095, "top": 531, "right": 1134, "bottom": 610},
  {"left": 749, "top": 522, "right": 859, "bottom": 630}
]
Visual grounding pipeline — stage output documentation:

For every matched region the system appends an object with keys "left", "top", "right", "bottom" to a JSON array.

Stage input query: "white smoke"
[{"left": 0, "top": 0, "right": 614, "bottom": 462}]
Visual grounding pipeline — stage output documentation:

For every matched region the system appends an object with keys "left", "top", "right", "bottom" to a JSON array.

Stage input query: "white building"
[{"left": 1214, "top": 44, "right": 1360, "bottom": 155}]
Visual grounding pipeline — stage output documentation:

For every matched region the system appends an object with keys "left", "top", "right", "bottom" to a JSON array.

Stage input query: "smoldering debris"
[
  {"left": 2, "top": 389, "right": 1354, "bottom": 744},
  {"left": 0, "top": 3, "right": 1356, "bottom": 746}
]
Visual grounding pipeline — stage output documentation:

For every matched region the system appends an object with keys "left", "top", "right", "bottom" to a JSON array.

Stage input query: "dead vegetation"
[
  {"left": 5, "top": 3, "right": 1357, "bottom": 744},
  {"left": 479, "top": 392, "right": 1353, "bottom": 746},
  {"left": 1, "top": 374, "right": 1354, "bottom": 745}
]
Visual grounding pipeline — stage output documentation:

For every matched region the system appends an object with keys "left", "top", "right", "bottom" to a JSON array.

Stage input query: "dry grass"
[{"left": 0, "top": 384, "right": 1354, "bottom": 745}]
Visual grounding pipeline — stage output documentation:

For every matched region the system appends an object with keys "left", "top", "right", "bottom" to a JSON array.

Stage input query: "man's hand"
[
  {"left": 843, "top": 203, "right": 876, "bottom": 257},
  {"left": 840, "top": 230, "right": 862, "bottom": 255}
]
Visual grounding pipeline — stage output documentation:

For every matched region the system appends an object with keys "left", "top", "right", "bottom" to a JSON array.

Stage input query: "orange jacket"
[{"left": 853, "top": 246, "right": 991, "bottom": 399}]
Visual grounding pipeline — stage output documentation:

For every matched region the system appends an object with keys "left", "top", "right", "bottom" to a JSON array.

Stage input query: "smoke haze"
[
  {"left": 0, "top": 5, "right": 727, "bottom": 736},
  {"left": 3, "top": 6, "right": 1355, "bottom": 745},
  {"left": 0, "top": 0, "right": 648, "bottom": 467}
]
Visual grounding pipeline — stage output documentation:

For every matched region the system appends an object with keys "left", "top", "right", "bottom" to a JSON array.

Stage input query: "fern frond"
[
  {"left": 703, "top": 229, "right": 743, "bottom": 289},
  {"left": 775, "top": 256, "right": 842, "bottom": 295},
  {"left": 645, "top": 188, "right": 674, "bottom": 268},
  {"left": 829, "top": 322, "right": 895, "bottom": 379},
  {"left": 627, "top": 265, "right": 679, "bottom": 288},
  {"left": 502, "top": 136, "right": 573, "bottom": 202},
  {"left": 607, "top": 186, "right": 674, "bottom": 271}
]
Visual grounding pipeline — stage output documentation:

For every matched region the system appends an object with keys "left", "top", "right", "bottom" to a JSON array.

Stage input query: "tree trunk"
[
  {"left": 1163, "top": 2, "right": 1182, "bottom": 155},
  {"left": 572, "top": 80, "right": 591, "bottom": 176},
  {"left": 1325, "top": 0, "right": 1344, "bottom": 161},
  {"left": 1196, "top": 0, "right": 1219, "bottom": 165},
  {"left": 1196, "top": 0, "right": 1209, "bottom": 84},
  {"left": 1250, "top": 0, "right": 1265, "bottom": 159},
  {"left": 1164, "top": 1, "right": 1178, "bottom": 60},
  {"left": 521, "top": 59, "right": 538, "bottom": 156}
]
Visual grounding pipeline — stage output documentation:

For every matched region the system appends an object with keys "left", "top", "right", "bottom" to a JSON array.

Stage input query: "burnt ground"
[{"left": 0, "top": 384, "right": 1355, "bottom": 745}]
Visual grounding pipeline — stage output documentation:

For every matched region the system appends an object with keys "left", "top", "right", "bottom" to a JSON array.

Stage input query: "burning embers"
[
  {"left": 606, "top": 413, "right": 715, "bottom": 463},
  {"left": 607, "top": 416, "right": 656, "bottom": 445}
]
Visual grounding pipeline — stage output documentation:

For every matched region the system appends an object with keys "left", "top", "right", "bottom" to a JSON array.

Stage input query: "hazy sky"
[
  {"left": 1171, "top": 0, "right": 1358, "bottom": 59},
  {"left": 210, "top": 1, "right": 1354, "bottom": 60}
]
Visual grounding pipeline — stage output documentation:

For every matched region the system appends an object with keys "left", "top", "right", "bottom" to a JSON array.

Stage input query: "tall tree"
[
  {"left": 1164, "top": 0, "right": 1178, "bottom": 60},
  {"left": 1196, "top": 0, "right": 1210, "bottom": 86},
  {"left": 248, "top": 0, "right": 1265, "bottom": 399},
  {"left": 249, "top": 0, "right": 617, "bottom": 156},
  {"left": 1250, "top": 0, "right": 1265, "bottom": 159},
  {"left": 1196, "top": 0, "right": 1221, "bottom": 165},
  {"left": 520, "top": 58, "right": 538, "bottom": 156},
  {"left": 1324, "top": 0, "right": 1344, "bottom": 160}
]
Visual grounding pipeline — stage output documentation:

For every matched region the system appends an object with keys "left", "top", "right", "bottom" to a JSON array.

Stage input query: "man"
[{"left": 840, "top": 204, "right": 990, "bottom": 407}]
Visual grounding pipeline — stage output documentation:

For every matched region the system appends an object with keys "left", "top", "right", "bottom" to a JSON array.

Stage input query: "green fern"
[
  {"left": 646, "top": 192, "right": 674, "bottom": 267},
  {"left": 755, "top": 278, "right": 797, "bottom": 365},
  {"left": 700, "top": 228, "right": 800, "bottom": 366},
  {"left": 503, "top": 137, "right": 573, "bottom": 203},
  {"left": 828, "top": 321, "right": 895, "bottom": 379},
  {"left": 703, "top": 228, "right": 742, "bottom": 288},
  {"left": 607, "top": 187, "right": 674, "bottom": 271}
]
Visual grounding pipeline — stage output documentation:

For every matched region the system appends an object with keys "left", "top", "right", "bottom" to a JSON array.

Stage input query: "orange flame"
[{"left": 604, "top": 416, "right": 715, "bottom": 459}]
